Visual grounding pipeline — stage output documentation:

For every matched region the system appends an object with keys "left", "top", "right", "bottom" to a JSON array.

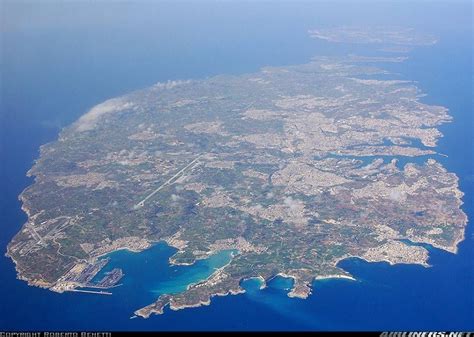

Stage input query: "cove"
[{"left": 87, "top": 243, "right": 236, "bottom": 311}]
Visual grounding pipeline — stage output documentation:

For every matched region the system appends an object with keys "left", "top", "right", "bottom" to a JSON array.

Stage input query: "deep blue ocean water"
[{"left": 1, "top": 1, "right": 472, "bottom": 331}]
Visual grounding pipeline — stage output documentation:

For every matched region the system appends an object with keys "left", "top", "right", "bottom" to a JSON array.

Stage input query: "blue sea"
[{"left": 1, "top": 1, "right": 472, "bottom": 331}]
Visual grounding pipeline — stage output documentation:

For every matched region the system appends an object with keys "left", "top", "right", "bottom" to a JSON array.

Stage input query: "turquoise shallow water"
[
  {"left": 1, "top": 1, "right": 472, "bottom": 331},
  {"left": 87, "top": 244, "right": 235, "bottom": 308}
]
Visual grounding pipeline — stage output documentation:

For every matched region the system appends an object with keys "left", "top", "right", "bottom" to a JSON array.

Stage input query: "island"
[{"left": 7, "top": 27, "right": 467, "bottom": 317}]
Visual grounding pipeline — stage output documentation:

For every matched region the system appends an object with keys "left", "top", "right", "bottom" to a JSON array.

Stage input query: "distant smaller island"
[{"left": 309, "top": 26, "right": 437, "bottom": 49}]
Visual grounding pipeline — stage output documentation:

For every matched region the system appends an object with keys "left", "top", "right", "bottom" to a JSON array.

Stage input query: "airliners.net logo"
[{"left": 381, "top": 333, "right": 472, "bottom": 337}]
